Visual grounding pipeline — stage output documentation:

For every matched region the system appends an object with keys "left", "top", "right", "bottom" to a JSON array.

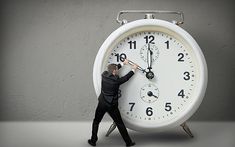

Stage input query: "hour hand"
[
  {"left": 121, "top": 57, "right": 146, "bottom": 73},
  {"left": 122, "top": 58, "right": 154, "bottom": 79},
  {"left": 127, "top": 59, "right": 146, "bottom": 73}
]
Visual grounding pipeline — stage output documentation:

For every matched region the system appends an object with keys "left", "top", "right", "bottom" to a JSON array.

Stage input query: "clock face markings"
[
  {"left": 139, "top": 44, "right": 160, "bottom": 62},
  {"left": 105, "top": 31, "right": 197, "bottom": 124},
  {"left": 140, "top": 84, "right": 159, "bottom": 103}
]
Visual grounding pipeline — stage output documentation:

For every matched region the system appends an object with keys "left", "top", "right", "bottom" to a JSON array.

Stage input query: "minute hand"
[{"left": 147, "top": 43, "right": 153, "bottom": 70}]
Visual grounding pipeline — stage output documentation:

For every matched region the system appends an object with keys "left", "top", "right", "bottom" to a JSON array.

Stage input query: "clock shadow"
[{"left": 100, "top": 129, "right": 197, "bottom": 146}]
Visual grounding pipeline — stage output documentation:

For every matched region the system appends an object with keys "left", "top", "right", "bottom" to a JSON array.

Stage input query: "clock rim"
[{"left": 93, "top": 19, "right": 208, "bottom": 132}]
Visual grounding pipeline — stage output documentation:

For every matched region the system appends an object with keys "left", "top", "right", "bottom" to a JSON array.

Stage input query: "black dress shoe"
[
  {"left": 88, "top": 139, "right": 96, "bottom": 146},
  {"left": 126, "top": 142, "right": 135, "bottom": 147}
]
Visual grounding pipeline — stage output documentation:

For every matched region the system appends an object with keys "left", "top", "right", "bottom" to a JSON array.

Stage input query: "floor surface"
[{"left": 0, "top": 121, "right": 234, "bottom": 147}]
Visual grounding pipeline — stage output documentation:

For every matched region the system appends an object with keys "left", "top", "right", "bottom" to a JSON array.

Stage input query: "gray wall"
[{"left": 0, "top": 0, "right": 234, "bottom": 121}]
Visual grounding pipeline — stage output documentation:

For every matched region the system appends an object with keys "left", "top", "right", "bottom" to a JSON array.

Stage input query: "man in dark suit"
[{"left": 88, "top": 59, "right": 137, "bottom": 147}]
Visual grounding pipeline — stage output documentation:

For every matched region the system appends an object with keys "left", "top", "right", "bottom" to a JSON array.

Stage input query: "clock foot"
[
  {"left": 105, "top": 122, "right": 117, "bottom": 137},
  {"left": 180, "top": 122, "right": 194, "bottom": 138}
]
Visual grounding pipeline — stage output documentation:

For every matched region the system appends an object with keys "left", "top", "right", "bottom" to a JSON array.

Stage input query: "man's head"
[{"left": 108, "top": 64, "right": 119, "bottom": 75}]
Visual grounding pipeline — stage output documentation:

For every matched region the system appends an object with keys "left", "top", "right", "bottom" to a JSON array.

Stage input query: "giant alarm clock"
[{"left": 93, "top": 10, "right": 208, "bottom": 132}]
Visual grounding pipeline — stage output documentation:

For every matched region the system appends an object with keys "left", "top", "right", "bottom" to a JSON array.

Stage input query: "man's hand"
[
  {"left": 132, "top": 64, "right": 138, "bottom": 72},
  {"left": 123, "top": 59, "right": 129, "bottom": 65}
]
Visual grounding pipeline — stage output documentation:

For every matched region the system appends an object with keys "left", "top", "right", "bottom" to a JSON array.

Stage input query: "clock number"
[
  {"left": 178, "top": 53, "right": 184, "bottom": 62},
  {"left": 118, "top": 89, "right": 122, "bottom": 98},
  {"left": 129, "top": 103, "right": 135, "bottom": 111},
  {"left": 178, "top": 89, "right": 185, "bottom": 98},
  {"left": 146, "top": 107, "right": 153, "bottom": 116},
  {"left": 165, "top": 40, "right": 169, "bottom": 49},
  {"left": 165, "top": 102, "right": 172, "bottom": 111},
  {"left": 115, "top": 53, "right": 127, "bottom": 62},
  {"left": 144, "top": 35, "right": 155, "bottom": 44},
  {"left": 183, "top": 72, "right": 190, "bottom": 80},
  {"left": 128, "top": 41, "right": 136, "bottom": 49}
]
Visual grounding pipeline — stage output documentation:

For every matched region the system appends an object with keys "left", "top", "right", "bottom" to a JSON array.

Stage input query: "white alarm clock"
[{"left": 93, "top": 10, "right": 207, "bottom": 134}]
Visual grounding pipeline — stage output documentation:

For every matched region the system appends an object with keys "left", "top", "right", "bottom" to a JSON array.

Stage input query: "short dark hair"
[{"left": 108, "top": 64, "right": 118, "bottom": 73}]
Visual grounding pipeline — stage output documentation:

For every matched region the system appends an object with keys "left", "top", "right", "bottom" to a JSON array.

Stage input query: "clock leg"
[
  {"left": 180, "top": 122, "right": 194, "bottom": 138},
  {"left": 105, "top": 122, "right": 117, "bottom": 137}
]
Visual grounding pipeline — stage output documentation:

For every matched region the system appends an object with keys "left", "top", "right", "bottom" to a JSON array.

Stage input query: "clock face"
[
  {"left": 105, "top": 31, "right": 198, "bottom": 128},
  {"left": 93, "top": 19, "right": 207, "bottom": 132}
]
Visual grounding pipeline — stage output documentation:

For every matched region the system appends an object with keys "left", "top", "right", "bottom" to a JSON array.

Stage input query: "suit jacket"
[{"left": 98, "top": 66, "right": 134, "bottom": 105}]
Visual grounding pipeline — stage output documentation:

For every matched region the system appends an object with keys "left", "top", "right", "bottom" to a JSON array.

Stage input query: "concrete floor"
[{"left": 0, "top": 121, "right": 234, "bottom": 147}]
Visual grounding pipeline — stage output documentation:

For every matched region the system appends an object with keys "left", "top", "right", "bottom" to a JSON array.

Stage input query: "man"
[{"left": 88, "top": 59, "right": 137, "bottom": 147}]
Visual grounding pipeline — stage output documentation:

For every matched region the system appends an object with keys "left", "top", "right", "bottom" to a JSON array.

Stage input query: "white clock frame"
[{"left": 93, "top": 13, "right": 207, "bottom": 132}]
